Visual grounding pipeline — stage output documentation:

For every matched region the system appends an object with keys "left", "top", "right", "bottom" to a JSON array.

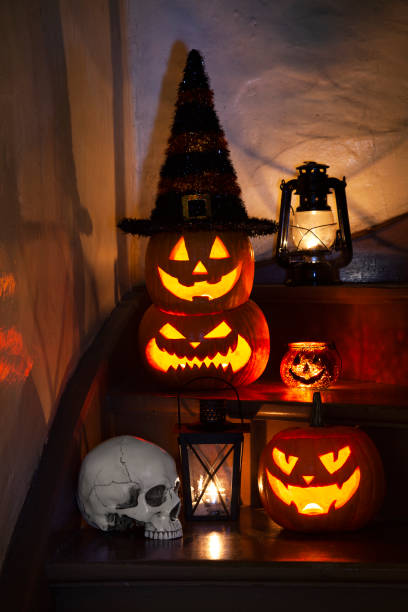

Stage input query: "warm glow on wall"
[
  {"left": 0, "top": 273, "right": 32, "bottom": 385},
  {"left": 0, "top": 326, "right": 33, "bottom": 384},
  {"left": 0, "top": 274, "right": 16, "bottom": 299}
]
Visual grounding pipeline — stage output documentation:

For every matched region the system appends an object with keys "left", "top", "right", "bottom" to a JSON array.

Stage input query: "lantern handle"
[
  {"left": 176, "top": 376, "right": 243, "bottom": 428},
  {"left": 276, "top": 178, "right": 298, "bottom": 267},
  {"left": 328, "top": 176, "right": 353, "bottom": 265}
]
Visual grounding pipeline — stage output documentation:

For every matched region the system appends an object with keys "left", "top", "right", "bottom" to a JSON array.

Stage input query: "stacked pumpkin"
[
  {"left": 139, "top": 231, "right": 270, "bottom": 388},
  {"left": 119, "top": 50, "right": 276, "bottom": 389}
]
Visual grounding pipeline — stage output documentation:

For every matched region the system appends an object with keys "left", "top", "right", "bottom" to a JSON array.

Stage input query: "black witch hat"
[{"left": 118, "top": 50, "right": 277, "bottom": 237}]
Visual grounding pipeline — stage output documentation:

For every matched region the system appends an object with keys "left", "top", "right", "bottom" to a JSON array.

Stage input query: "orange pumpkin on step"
[
  {"left": 138, "top": 299, "right": 269, "bottom": 388},
  {"left": 258, "top": 418, "right": 385, "bottom": 532}
]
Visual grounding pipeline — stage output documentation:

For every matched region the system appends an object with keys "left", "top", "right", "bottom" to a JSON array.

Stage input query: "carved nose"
[
  {"left": 192, "top": 260, "right": 208, "bottom": 275},
  {"left": 303, "top": 475, "right": 314, "bottom": 484},
  {"left": 190, "top": 342, "right": 200, "bottom": 348}
]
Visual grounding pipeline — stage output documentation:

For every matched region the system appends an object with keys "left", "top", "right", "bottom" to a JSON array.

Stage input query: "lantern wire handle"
[
  {"left": 310, "top": 391, "right": 324, "bottom": 427},
  {"left": 329, "top": 340, "right": 343, "bottom": 377},
  {"left": 176, "top": 376, "right": 243, "bottom": 428}
]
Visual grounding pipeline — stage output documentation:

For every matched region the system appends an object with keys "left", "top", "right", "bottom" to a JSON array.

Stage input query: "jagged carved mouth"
[
  {"left": 145, "top": 334, "right": 252, "bottom": 373},
  {"left": 157, "top": 262, "right": 242, "bottom": 301},
  {"left": 289, "top": 368, "right": 325, "bottom": 385},
  {"left": 266, "top": 467, "right": 360, "bottom": 515}
]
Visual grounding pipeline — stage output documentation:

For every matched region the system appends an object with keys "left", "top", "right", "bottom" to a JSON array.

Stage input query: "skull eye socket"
[
  {"left": 159, "top": 323, "right": 186, "bottom": 340},
  {"left": 115, "top": 486, "right": 140, "bottom": 510},
  {"left": 319, "top": 446, "right": 351, "bottom": 474},
  {"left": 145, "top": 484, "right": 167, "bottom": 507},
  {"left": 204, "top": 321, "right": 232, "bottom": 339},
  {"left": 169, "top": 236, "right": 189, "bottom": 261},
  {"left": 209, "top": 236, "right": 230, "bottom": 259},
  {"left": 273, "top": 447, "right": 298, "bottom": 475}
]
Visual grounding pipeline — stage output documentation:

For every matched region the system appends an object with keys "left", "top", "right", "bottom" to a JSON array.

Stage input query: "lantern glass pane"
[
  {"left": 188, "top": 443, "right": 234, "bottom": 518},
  {"left": 290, "top": 210, "right": 337, "bottom": 252}
]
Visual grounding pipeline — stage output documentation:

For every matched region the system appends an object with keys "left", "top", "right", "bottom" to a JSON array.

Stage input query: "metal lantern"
[
  {"left": 276, "top": 162, "right": 352, "bottom": 285},
  {"left": 177, "top": 381, "right": 247, "bottom": 521}
]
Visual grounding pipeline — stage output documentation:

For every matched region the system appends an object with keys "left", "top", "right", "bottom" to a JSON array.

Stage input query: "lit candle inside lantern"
[
  {"left": 291, "top": 209, "right": 337, "bottom": 252},
  {"left": 191, "top": 475, "right": 228, "bottom": 516}
]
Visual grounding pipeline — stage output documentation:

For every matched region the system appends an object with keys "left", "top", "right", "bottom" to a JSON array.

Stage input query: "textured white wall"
[{"left": 126, "top": 0, "right": 408, "bottom": 260}]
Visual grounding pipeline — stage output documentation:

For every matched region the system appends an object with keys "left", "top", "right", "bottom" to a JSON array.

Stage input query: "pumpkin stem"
[{"left": 310, "top": 391, "right": 324, "bottom": 427}]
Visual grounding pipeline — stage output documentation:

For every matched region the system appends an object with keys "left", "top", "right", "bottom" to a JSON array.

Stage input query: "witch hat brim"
[
  {"left": 118, "top": 50, "right": 277, "bottom": 238},
  {"left": 117, "top": 215, "right": 278, "bottom": 237}
]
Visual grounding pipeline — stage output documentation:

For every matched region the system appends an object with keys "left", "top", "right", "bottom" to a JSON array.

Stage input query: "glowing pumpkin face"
[
  {"left": 138, "top": 300, "right": 269, "bottom": 388},
  {"left": 280, "top": 342, "right": 341, "bottom": 389},
  {"left": 144, "top": 231, "right": 254, "bottom": 314},
  {"left": 258, "top": 426, "right": 385, "bottom": 532}
]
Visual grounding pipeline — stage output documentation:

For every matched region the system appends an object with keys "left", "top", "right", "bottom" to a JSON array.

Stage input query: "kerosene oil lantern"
[{"left": 276, "top": 162, "right": 352, "bottom": 285}]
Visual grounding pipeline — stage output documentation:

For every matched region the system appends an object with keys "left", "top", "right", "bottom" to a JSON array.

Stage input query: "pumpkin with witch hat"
[{"left": 118, "top": 50, "right": 275, "bottom": 387}]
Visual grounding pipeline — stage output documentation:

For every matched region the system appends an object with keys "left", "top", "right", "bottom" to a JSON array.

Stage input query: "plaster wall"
[
  {"left": 0, "top": 0, "right": 136, "bottom": 567},
  {"left": 126, "top": 0, "right": 408, "bottom": 261}
]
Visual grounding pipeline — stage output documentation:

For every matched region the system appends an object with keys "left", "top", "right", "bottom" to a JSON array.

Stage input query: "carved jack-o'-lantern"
[
  {"left": 138, "top": 300, "right": 269, "bottom": 388},
  {"left": 280, "top": 342, "right": 341, "bottom": 389},
  {"left": 144, "top": 231, "right": 254, "bottom": 314},
  {"left": 258, "top": 421, "right": 385, "bottom": 532}
]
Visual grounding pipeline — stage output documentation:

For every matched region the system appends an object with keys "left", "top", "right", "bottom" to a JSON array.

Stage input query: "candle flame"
[{"left": 192, "top": 474, "right": 226, "bottom": 505}]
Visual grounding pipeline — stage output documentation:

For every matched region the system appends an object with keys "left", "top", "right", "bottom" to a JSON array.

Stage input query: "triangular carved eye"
[
  {"left": 169, "top": 237, "right": 189, "bottom": 261},
  {"left": 319, "top": 446, "right": 351, "bottom": 474},
  {"left": 159, "top": 323, "right": 186, "bottom": 339},
  {"left": 273, "top": 447, "right": 298, "bottom": 475},
  {"left": 204, "top": 321, "right": 232, "bottom": 339},
  {"left": 209, "top": 236, "right": 230, "bottom": 259}
]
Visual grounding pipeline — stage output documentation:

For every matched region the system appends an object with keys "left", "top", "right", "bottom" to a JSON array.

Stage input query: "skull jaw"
[
  {"left": 145, "top": 515, "right": 183, "bottom": 540},
  {"left": 117, "top": 500, "right": 183, "bottom": 540}
]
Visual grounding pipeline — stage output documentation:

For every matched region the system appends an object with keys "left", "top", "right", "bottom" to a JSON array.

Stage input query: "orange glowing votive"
[{"left": 280, "top": 341, "right": 341, "bottom": 389}]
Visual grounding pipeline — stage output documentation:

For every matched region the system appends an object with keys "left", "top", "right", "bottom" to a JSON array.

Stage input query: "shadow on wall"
[
  {"left": 115, "top": 41, "right": 190, "bottom": 289},
  {"left": 109, "top": 0, "right": 130, "bottom": 301},
  {"left": 205, "top": 0, "right": 408, "bottom": 235},
  {"left": 138, "top": 41, "right": 189, "bottom": 223},
  {"left": 0, "top": 0, "right": 104, "bottom": 567}
]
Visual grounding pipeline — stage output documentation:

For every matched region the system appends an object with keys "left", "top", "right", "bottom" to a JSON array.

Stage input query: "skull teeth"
[{"left": 145, "top": 528, "right": 183, "bottom": 540}]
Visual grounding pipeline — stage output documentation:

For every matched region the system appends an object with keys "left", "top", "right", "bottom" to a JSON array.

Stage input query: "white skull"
[{"left": 77, "top": 436, "right": 182, "bottom": 540}]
